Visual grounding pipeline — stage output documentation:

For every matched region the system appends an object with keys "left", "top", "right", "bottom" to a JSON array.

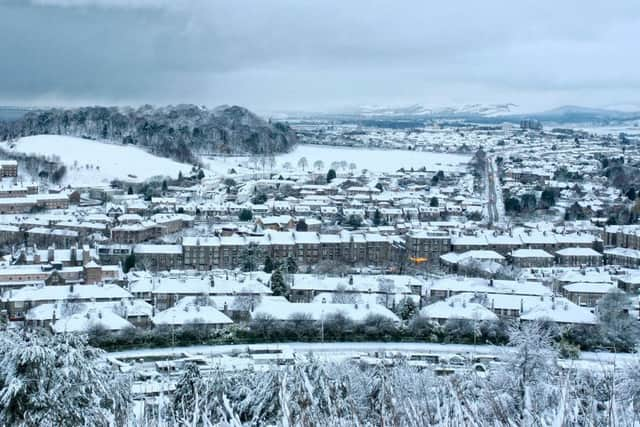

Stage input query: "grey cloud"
[
  {"left": 0, "top": 0, "right": 639, "bottom": 111},
  {"left": 27, "top": 0, "right": 174, "bottom": 9}
]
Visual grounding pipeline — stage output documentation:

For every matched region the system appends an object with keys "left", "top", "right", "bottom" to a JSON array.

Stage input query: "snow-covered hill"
[
  {"left": 0, "top": 135, "right": 194, "bottom": 186},
  {"left": 330, "top": 103, "right": 524, "bottom": 118}
]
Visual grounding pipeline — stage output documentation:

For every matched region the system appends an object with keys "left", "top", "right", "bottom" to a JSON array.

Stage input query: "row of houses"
[
  {"left": 0, "top": 193, "right": 70, "bottom": 214},
  {"left": 97, "top": 230, "right": 406, "bottom": 271},
  {"left": 90, "top": 226, "right": 624, "bottom": 273},
  {"left": 603, "top": 225, "right": 640, "bottom": 250},
  {"left": 0, "top": 212, "right": 194, "bottom": 248},
  {"left": 4, "top": 265, "right": 633, "bottom": 334}
]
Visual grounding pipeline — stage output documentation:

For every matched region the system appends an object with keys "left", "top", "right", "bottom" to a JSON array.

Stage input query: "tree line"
[{"left": 0, "top": 105, "right": 298, "bottom": 165}]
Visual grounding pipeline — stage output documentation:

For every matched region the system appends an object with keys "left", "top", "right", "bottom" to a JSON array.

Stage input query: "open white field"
[
  {"left": 204, "top": 144, "right": 472, "bottom": 176},
  {"left": 274, "top": 144, "right": 471, "bottom": 173},
  {"left": 1, "top": 135, "right": 194, "bottom": 186}
]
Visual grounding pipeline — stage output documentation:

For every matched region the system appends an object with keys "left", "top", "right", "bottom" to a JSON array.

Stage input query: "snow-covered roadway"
[{"left": 109, "top": 341, "right": 637, "bottom": 370}]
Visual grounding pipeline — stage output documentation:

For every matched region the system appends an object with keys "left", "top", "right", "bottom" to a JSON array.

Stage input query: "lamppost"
[{"left": 320, "top": 309, "right": 324, "bottom": 343}]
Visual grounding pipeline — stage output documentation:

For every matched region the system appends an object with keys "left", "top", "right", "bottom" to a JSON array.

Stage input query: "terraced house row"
[{"left": 94, "top": 227, "right": 604, "bottom": 272}]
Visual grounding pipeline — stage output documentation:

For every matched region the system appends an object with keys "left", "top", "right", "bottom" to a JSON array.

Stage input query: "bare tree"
[
  {"left": 298, "top": 157, "right": 308, "bottom": 171},
  {"left": 331, "top": 284, "right": 359, "bottom": 304},
  {"left": 377, "top": 278, "right": 395, "bottom": 309}
]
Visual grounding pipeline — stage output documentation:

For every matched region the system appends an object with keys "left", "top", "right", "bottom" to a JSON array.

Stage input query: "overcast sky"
[{"left": 1, "top": 0, "right": 639, "bottom": 113}]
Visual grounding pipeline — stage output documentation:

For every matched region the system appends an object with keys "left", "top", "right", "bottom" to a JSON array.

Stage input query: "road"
[
  {"left": 485, "top": 155, "right": 500, "bottom": 225},
  {"left": 114, "top": 341, "right": 634, "bottom": 398},
  {"left": 109, "top": 341, "right": 635, "bottom": 371}
]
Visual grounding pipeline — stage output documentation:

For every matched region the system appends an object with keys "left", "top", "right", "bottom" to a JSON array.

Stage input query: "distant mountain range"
[
  {"left": 283, "top": 103, "right": 640, "bottom": 124},
  {"left": 513, "top": 105, "right": 640, "bottom": 123},
  {"left": 342, "top": 103, "right": 522, "bottom": 118}
]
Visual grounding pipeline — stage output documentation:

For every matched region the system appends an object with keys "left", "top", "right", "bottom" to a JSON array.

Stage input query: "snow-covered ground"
[
  {"left": 1, "top": 135, "right": 194, "bottom": 186},
  {"left": 569, "top": 123, "right": 640, "bottom": 136},
  {"left": 2, "top": 136, "right": 470, "bottom": 186},
  {"left": 274, "top": 145, "right": 471, "bottom": 173}
]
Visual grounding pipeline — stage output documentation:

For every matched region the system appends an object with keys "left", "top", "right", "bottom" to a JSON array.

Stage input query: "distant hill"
[
  {"left": 285, "top": 103, "right": 640, "bottom": 125},
  {"left": 0, "top": 104, "right": 297, "bottom": 164},
  {"left": 0, "top": 106, "right": 38, "bottom": 121},
  {"left": 288, "top": 103, "right": 523, "bottom": 120},
  {"left": 349, "top": 103, "right": 521, "bottom": 118},
  {"left": 509, "top": 105, "right": 640, "bottom": 123}
]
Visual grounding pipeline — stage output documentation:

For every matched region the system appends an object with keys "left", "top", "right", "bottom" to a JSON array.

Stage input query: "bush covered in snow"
[
  {"left": 0, "top": 330, "right": 130, "bottom": 427},
  {"left": 155, "top": 323, "right": 640, "bottom": 426},
  {"left": 2, "top": 324, "right": 640, "bottom": 426},
  {"left": 87, "top": 308, "right": 638, "bottom": 354}
]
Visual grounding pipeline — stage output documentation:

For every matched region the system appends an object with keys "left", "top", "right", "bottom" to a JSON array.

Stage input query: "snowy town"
[
  {"left": 1, "top": 119, "right": 640, "bottom": 423},
  {"left": 1, "top": 123, "right": 639, "bottom": 337},
  {"left": 2, "top": 1, "right": 640, "bottom": 425}
]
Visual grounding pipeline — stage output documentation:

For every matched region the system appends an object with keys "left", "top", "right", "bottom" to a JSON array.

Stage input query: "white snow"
[
  {"left": 275, "top": 144, "right": 471, "bottom": 173},
  {"left": 1, "top": 135, "right": 194, "bottom": 186},
  {"left": 555, "top": 247, "right": 602, "bottom": 257},
  {"left": 152, "top": 297, "right": 233, "bottom": 326},
  {"left": 51, "top": 307, "right": 133, "bottom": 333},
  {"left": 252, "top": 300, "right": 401, "bottom": 322},
  {"left": 420, "top": 297, "right": 498, "bottom": 321}
]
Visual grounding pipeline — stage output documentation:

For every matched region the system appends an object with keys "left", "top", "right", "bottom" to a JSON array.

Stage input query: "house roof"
[
  {"left": 510, "top": 249, "right": 554, "bottom": 258},
  {"left": 555, "top": 247, "right": 602, "bottom": 257},
  {"left": 520, "top": 299, "right": 597, "bottom": 324},
  {"left": 152, "top": 297, "right": 233, "bottom": 326},
  {"left": 252, "top": 300, "right": 400, "bottom": 322},
  {"left": 562, "top": 282, "right": 617, "bottom": 294},
  {"left": 3, "top": 283, "right": 131, "bottom": 302},
  {"left": 51, "top": 308, "right": 132, "bottom": 333},
  {"left": 420, "top": 297, "right": 498, "bottom": 321}
]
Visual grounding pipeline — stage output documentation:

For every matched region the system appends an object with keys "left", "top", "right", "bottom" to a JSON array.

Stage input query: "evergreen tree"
[
  {"left": 270, "top": 269, "right": 288, "bottom": 297},
  {"left": 396, "top": 297, "right": 418, "bottom": 320},
  {"left": 429, "top": 196, "right": 439, "bottom": 207},
  {"left": 540, "top": 188, "right": 556, "bottom": 208},
  {"left": 127, "top": 186, "right": 133, "bottom": 195},
  {"left": 373, "top": 209, "right": 382, "bottom": 226},
  {"left": 345, "top": 214, "right": 363, "bottom": 229},
  {"left": 123, "top": 253, "right": 136, "bottom": 273},
  {"left": 505, "top": 197, "right": 522, "bottom": 213},
  {"left": 238, "top": 208, "right": 253, "bottom": 221},
  {"left": 520, "top": 193, "right": 537, "bottom": 212},
  {"left": 0, "top": 331, "right": 131, "bottom": 426},
  {"left": 295, "top": 219, "right": 308, "bottom": 232},
  {"left": 241, "top": 243, "right": 259, "bottom": 272},
  {"left": 326, "top": 169, "right": 336, "bottom": 183},
  {"left": 263, "top": 255, "right": 274, "bottom": 273},
  {"left": 285, "top": 256, "right": 298, "bottom": 274},
  {"left": 627, "top": 187, "right": 637, "bottom": 201}
]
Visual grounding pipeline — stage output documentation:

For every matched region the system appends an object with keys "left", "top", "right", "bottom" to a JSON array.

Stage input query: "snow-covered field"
[
  {"left": 1, "top": 135, "right": 194, "bottom": 186},
  {"left": 275, "top": 144, "right": 471, "bottom": 173},
  {"left": 573, "top": 123, "right": 640, "bottom": 136},
  {"left": 2, "top": 137, "right": 470, "bottom": 186},
  {"left": 202, "top": 144, "right": 472, "bottom": 178}
]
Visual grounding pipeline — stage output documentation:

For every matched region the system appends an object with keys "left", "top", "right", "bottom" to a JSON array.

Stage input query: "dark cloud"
[{"left": 0, "top": 0, "right": 639, "bottom": 112}]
